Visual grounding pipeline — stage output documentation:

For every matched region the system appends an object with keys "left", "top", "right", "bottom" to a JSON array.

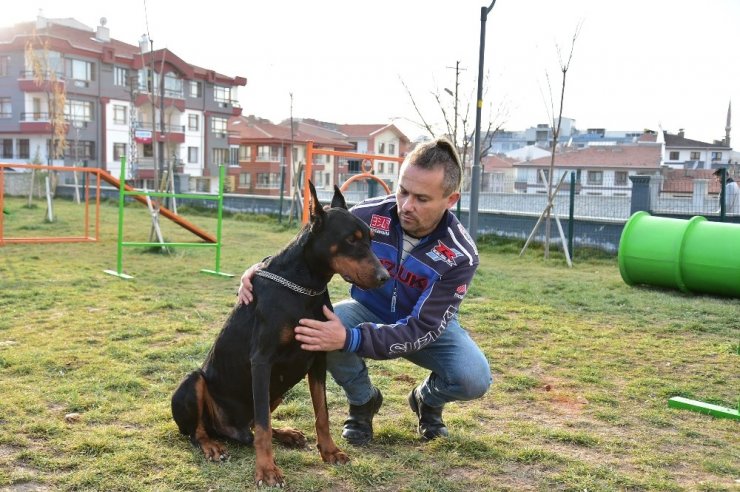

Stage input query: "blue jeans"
[{"left": 327, "top": 299, "right": 492, "bottom": 408}]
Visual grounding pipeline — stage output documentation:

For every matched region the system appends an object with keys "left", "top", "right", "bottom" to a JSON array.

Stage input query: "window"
[
  {"left": 212, "top": 148, "right": 229, "bottom": 164},
  {"left": 669, "top": 151, "right": 680, "bottom": 160},
  {"left": 65, "top": 100, "right": 93, "bottom": 122},
  {"left": 229, "top": 147, "right": 239, "bottom": 166},
  {"left": 614, "top": 171, "right": 628, "bottom": 186},
  {"left": 378, "top": 162, "right": 384, "bottom": 173},
  {"left": 18, "top": 139, "right": 30, "bottom": 159},
  {"left": 143, "top": 143, "right": 153, "bottom": 158},
  {"left": 711, "top": 152, "right": 722, "bottom": 161},
  {"left": 0, "top": 97, "right": 10, "bottom": 118},
  {"left": 214, "top": 86, "right": 231, "bottom": 103},
  {"left": 378, "top": 142, "right": 385, "bottom": 154},
  {"left": 114, "top": 66, "right": 128, "bottom": 87},
  {"left": 211, "top": 116, "right": 227, "bottom": 135},
  {"left": 257, "top": 145, "right": 278, "bottom": 161},
  {"left": 2, "top": 139, "right": 12, "bottom": 158},
  {"left": 188, "top": 146, "right": 198, "bottom": 163},
  {"left": 690, "top": 151, "right": 701, "bottom": 161},
  {"left": 113, "top": 105, "right": 127, "bottom": 125},
  {"left": 389, "top": 143, "right": 395, "bottom": 154},
  {"left": 164, "top": 72, "right": 183, "bottom": 98},
  {"left": 539, "top": 169, "right": 550, "bottom": 184},
  {"left": 256, "top": 172, "right": 281, "bottom": 188},
  {"left": 239, "top": 173, "right": 251, "bottom": 188},
  {"left": 239, "top": 145, "right": 252, "bottom": 161},
  {"left": 587, "top": 170, "right": 603, "bottom": 185},
  {"left": 0, "top": 56, "right": 9, "bottom": 77},
  {"left": 113, "top": 143, "right": 126, "bottom": 161},
  {"left": 65, "top": 58, "right": 94, "bottom": 83},
  {"left": 189, "top": 81, "right": 202, "bottom": 98},
  {"left": 67, "top": 141, "right": 95, "bottom": 159},
  {"left": 188, "top": 114, "right": 199, "bottom": 131}
]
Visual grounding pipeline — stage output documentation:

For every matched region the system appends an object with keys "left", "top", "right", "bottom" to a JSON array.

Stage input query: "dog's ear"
[
  {"left": 308, "top": 180, "right": 326, "bottom": 229},
  {"left": 331, "top": 185, "right": 348, "bottom": 210}
]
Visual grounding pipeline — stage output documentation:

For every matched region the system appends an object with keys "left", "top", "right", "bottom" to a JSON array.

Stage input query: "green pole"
[
  {"left": 103, "top": 156, "right": 133, "bottom": 279},
  {"left": 201, "top": 164, "right": 234, "bottom": 277},
  {"left": 278, "top": 164, "right": 285, "bottom": 224},
  {"left": 568, "top": 171, "right": 575, "bottom": 259},
  {"left": 719, "top": 167, "right": 727, "bottom": 222}
]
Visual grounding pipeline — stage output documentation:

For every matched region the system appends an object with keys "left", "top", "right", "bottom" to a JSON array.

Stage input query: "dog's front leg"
[
  {"left": 251, "top": 361, "right": 284, "bottom": 487},
  {"left": 308, "top": 354, "right": 349, "bottom": 464}
]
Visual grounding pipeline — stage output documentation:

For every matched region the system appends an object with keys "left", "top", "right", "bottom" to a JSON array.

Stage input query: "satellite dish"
[{"left": 100, "top": 17, "right": 107, "bottom": 26}]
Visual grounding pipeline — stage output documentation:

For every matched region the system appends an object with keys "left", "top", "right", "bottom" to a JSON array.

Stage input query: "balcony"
[
  {"left": 135, "top": 123, "right": 185, "bottom": 143},
  {"left": 17, "top": 70, "right": 66, "bottom": 93}
]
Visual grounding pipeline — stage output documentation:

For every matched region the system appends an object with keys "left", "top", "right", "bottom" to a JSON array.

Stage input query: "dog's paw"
[
  {"left": 272, "top": 427, "right": 307, "bottom": 448},
  {"left": 200, "top": 439, "right": 228, "bottom": 462},
  {"left": 318, "top": 445, "right": 350, "bottom": 465},
  {"left": 255, "top": 462, "right": 284, "bottom": 488}
]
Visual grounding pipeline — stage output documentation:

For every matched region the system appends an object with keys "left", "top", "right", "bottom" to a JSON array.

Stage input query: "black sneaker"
[
  {"left": 408, "top": 386, "right": 448, "bottom": 440},
  {"left": 341, "top": 387, "right": 383, "bottom": 446}
]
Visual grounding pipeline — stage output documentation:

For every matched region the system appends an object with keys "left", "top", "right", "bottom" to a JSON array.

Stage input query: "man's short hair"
[
  {"left": 713, "top": 168, "right": 725, "bottom": 177},
  {"left": 404, "top": 137, "right": 462, "bottom": 197}
]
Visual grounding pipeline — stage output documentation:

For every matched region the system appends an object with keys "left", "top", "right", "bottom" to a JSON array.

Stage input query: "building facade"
[{"left": 0, "top": 16, "right": 245, "bottom": 192}]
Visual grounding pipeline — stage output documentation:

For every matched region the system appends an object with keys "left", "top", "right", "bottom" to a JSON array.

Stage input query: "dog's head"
[{"left": 307, "top": 181, "right": 389, "bottom": 290}]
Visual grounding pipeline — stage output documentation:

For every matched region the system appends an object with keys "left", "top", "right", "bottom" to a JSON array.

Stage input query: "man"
[
  {"left": 714, "top": 168, "right": 740, "bottom": 214},
  {"left": 239, "top": 138, "right": 491, "bottom": 444}
]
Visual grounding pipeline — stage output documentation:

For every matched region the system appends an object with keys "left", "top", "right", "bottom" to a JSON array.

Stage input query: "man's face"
[{"left": 395, "top": 163, "right": 460, "bottom": 238}]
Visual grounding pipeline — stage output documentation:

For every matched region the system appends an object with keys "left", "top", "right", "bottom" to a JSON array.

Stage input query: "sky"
[{"left": 5, "top": 0, "right": 740, "bottom": 145}]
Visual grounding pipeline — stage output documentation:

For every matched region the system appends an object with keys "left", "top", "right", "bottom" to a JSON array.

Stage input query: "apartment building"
[{"left": 0, "top": 15, "right": 245, "bottom": 192}]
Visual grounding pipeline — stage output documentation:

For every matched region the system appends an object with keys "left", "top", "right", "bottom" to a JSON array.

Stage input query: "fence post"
[
  {"left": 629, "top": 175, "right": 652, "bottom": 215},
  {"left": 568, "top": 171, "right": 575, "bottom": 258}
]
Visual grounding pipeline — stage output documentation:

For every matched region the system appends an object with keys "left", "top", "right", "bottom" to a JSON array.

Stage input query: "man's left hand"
[{"left": 295, "top": 305, "right": 346, "bottom": 352}]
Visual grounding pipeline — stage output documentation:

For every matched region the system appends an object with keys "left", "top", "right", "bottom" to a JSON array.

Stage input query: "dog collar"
[{"left": 255, "top": 270, "right": 327, "bottom": 297}]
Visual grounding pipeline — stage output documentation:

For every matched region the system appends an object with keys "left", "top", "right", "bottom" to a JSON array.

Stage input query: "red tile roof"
[
  {"left": 481, "top": 154, "right": 516, "bottom": 169},
  {"left": 516, "top": 144, "right": 662, "bottom": 169},
  {"left": 661, "top": 169, "right": 722, "bottom": 194},
  {"left": 229, "top": 116, "right": 353, "bottom": 148}
]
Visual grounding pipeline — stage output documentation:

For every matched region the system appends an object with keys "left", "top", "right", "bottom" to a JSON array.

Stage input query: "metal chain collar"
[{"left": 254, "top": 270, "right": 327, "bottom": 297}]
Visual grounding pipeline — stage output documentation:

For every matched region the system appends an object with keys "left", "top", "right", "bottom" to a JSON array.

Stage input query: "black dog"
[{"left": 171, "top": 182, "right": 388, "bottom": 487}]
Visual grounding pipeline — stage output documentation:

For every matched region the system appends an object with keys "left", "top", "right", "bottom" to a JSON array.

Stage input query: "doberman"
[{"left": 171, "top": 182, "right": 389, "bottom": 487}]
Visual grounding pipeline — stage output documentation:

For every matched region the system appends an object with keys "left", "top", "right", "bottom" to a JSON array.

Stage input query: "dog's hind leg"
[
  {"left": 308, "top": 355, "right": 349, "bottom": 464},
  {"left": 171, "top": 371, "right": 228, "bottom": 461}
]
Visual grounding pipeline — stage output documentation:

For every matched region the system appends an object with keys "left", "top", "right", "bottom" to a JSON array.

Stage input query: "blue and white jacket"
[{"left": 342, "top": 195, "right": 479, "bottom": 359}]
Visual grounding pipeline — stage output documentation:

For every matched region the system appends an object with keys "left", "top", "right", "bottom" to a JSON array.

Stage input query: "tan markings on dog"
[
  {"left": 253, "top": 423, "right": 283, "bottom": 486},
  {"left": 330, "top": 244, "right": 338, "bottom": 255},
  {"left": 354, "top": 229, "right": 363, "bottom": 239},
  {"left": 193, "top": 376, "right": 227, "bottom": 460},
  {"left": 279, "top": 325, "right": 294, "bottom": 345},
  {"left": 330, "top": 256, "right": 357, "bottom": 283},
  {"left": 308, "top": 369, "right": 349, "bottom": 464}
]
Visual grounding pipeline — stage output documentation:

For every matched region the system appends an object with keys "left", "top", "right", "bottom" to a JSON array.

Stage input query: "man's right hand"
[{"left": 237, "top": 262, "right": 263, "bottom": 305}]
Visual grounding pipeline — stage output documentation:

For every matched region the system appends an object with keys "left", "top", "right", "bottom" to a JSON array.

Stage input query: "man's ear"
[
  {"left": 308, "top": 180, "right": 325, "bottom": 230},
  {"left": 331, "top": 185, "right": 348, "bottom": 210}
]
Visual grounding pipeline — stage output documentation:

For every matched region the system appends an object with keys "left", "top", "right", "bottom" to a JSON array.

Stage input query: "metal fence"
[{"left": 4, "top": 169, "right": 739, "bottom": 256}]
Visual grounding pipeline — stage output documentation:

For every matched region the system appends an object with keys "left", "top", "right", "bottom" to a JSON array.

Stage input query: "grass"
[{"left": 1, "top": 195, "right": 738, "bottom": 491}]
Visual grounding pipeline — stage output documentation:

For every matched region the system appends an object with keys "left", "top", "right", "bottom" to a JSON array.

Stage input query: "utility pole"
[{"left": 469, "top": 0, "right": 497, "bottom": 242}]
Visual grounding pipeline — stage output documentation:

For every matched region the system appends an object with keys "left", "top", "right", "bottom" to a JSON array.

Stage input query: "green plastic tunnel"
[{"left": 618, "top": 211, "right": 740, "bottom": 298}]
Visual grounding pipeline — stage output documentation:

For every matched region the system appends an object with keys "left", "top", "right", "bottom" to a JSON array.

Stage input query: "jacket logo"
[
  {"left": 379, "top": 259, "right": 428, "bottom": 290},
  {"left": 454, "top": 284, "right": 467, "bottom": 300},
  {"left": 426, "top": 240, "right": 462, "bottom": 266},
  {"left": 370, "top": 214, "right": 391, "bottom": 235}
]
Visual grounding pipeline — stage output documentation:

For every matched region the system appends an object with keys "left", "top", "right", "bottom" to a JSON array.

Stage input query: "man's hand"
[
  {"left": 294, "top": 305, "right": 347, "bottom": 352},
  {"left": 237, "top": 262, "right": 263, "bottom": 305}
]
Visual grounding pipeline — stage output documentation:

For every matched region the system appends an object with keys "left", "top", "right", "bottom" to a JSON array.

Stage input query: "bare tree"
[
  {"left": 519, "top": 23, "right": 582, "bottom": 265},
  {"left": 400, "top": 70, "right": 504, "bottom": 191}
]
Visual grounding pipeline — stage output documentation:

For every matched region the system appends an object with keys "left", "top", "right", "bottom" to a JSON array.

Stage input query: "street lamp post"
[{"left": 468, "top": 0, "right": 496, "bottom": 242}]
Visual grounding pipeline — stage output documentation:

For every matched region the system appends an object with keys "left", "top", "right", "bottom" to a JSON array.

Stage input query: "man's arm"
[{"left": 346, "top": 261, "right": 477, "bottom": 359}]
